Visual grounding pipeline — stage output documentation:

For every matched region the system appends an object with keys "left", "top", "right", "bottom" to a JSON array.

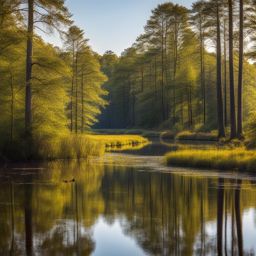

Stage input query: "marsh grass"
[
  {"left": 0, "top": 134, "right": 149, "bottom": 161},
  {"left": 165, "top": 148, "right": 256, "bottom": 171},
  {"left": 34, "top": 134, "right": 105, "bottom": 160},
  {"left": 87, "top": 134, "right": 149, "bottom": 150},
  {"left": 175, "top": 131, "right": 218, "bottom": 141},
  {"left": 0, "top": 131, "right": 149, "bottom": 162}
]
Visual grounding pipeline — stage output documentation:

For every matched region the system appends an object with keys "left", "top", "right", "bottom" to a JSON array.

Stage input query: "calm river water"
[{"left": 0, "top": 145, "right": 256, "bottom": 255}]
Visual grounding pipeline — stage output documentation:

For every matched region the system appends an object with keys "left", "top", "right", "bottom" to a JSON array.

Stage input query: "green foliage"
[
  {"left": 96, "top": 2, "right": 219, "bottom": 131},
  {"left": 95, "top": 0, "right": 256, "bottom": 145},
  {"left": 0, "top": 4, "right": 108, "bottom": 160},
  {"left": 64, "top": 26, "right": 108, "bottom": 132}
]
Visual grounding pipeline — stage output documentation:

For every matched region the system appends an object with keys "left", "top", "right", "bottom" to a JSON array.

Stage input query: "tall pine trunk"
[
  {"left": 154, "top": 56, "right": 157, "bottom": 99},
  {"left": 10, "top": 72, "right": 14, "bottom": 141},
  {"left": 70, "top": 42, "right": 75, "bottom": 132},
  {"left": 75, "top": 51, "right": 78, "bottom": 133},
  {"left": 81, "top": 70, "right": 84, "bottom": 133},
  {"left": 25, "top": 0, "right": 34, "bottom": 136},
  {"left": 199, "top": 14, "right": 206, "bottom": 124},
  {"left": 173, "top": 21, "right": 178, "bottom": 125},
  {"left": 223, "top": 18, "right": 228, "bottom": 127},
  {"left": 237, "top": 0, "right": 244, "bottom": 138},
  {"left": 141, "top": 66, "right": 144, "bottom": 92},
  {"left": 216, "top": 2, "right": 226, "bottom": 138},
  {"left": 161, "top": 20, "right": 165, "bottom": 122},
  {"left": 228, "top": 0, "right": 237, "bottom": 139}
]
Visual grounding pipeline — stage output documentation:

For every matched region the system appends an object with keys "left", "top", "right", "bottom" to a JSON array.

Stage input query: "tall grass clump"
[
  {"left": 39, "top": 135, "right": 105, "bottom": 160},
  {"left": 35, "top": 134, "right": 147, "bottom": 159},
  {"left": 165, "top": 148, "right": 256, "bottom": 172}
]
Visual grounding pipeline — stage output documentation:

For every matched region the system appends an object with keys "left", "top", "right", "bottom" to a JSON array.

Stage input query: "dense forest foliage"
[
  {"left": 1, "top": 0, "right": 256, "bottom": 160},
  {"left": 0, "top": 0, "right": 107, "bottom": 159},
  {"left": 97, "top": 0, "right": 256, "bottom": 141}
]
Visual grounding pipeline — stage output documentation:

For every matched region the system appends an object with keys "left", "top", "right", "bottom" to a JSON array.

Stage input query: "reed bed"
[{"left": 165, "top": 148, "right": 256, "bottom": 172}]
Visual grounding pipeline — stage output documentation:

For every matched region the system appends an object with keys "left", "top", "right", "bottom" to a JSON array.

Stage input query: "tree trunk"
[
  {"left": 154, "top": 56, "right": 157, "bottom": 99},
  {"left": 187, "top": 85, "right": 193, "bottom": 129},
  {"left": 161, "top": 20, "right": 165, "bottom": 121},
  {"left": 164, "top": 23, "right": 169, "bottom": 119},
  {"left": 75, "top": 51, "right": 78, "bottom": 134},
  {"left": 199, "top": 14, "right": 206, "bottom": 124},
  {"left": 216, "top": 2, "right": 226, "bottom": 138},
  {"left": 141, "top": 66, "right": 144, "bottom": 92},
  {"left": 173, "top": 21, "right": 178, "bottom": 126},
  {"left": 70, "top": 42, "right": 75, "bottom": 132},
  {"left": 237, "top": 0, "right": 244, "bottom": 138},
  {"left": 10, "top": 72, "right": 14, "bottom": 141},
  {"left": 132, "top": 92, "right": 135, "bottom": 126},
  {"left": 81, "top": 70, "right": 84, "bottom": 133},
  {"left": 25, "top": 0, "right": 34, "bottom": 136},
  {"left": 223, "top": 18, "right": 228, "bottom": 127},
  {"left": 180, "top": 93, "right": 184, "bottom": 127},
  {"left": 189, "top": 85, "right": 193, "bottom": 127},
  {"left": 228, "top": 0, "right": 237, "bottom": 139}
]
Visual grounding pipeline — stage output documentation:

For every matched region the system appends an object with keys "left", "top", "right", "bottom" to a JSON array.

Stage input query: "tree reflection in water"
[{"left": 0, "top": 157, "right": 255, "bottom": 255}]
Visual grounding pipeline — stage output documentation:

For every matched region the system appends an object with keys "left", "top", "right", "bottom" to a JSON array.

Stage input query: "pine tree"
[{"left": 22, "top": 0, "right": 71, "bottom": 136}]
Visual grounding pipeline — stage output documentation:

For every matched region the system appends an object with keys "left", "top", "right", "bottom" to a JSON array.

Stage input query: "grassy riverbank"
[
  {"left": 88, "top": 134, "right": 149, "bottom": 150},
  {"left": 94, "top": 129, "right": 218, "bottom": 141},
  {"left": 0, "top": 134, "right": 149, "bottom": 161},
  {"left": 175, "top": 131, "right": 218, "bottom": 141},
  {"left": 46, "top": 134, "right": 149, "bottom": 159},
  {"left": 165, "top": 148, "right": 256, "bottom": 172}
]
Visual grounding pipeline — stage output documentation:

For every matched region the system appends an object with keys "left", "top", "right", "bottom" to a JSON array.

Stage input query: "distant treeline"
[{"left": 97, "top": 0, "right": 256, "bottom": 140}]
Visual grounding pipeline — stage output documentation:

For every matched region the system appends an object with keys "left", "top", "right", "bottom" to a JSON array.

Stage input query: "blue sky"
[{"left": 45, "top": 0, "right": 194, "bottom": 55}]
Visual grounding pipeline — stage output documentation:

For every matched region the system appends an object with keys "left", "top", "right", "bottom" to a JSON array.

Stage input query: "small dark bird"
[{"left": 63, "top": 178, "right": 75, "bottom": 183}]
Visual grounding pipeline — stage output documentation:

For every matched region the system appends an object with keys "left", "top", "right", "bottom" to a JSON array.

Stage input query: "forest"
[
  {"left": 0, "top": 0, "right": 256, "bottom": 159},
  {"left": 97, "top": 0, "right": 256, "bottom": 142},
  {"left": 0, "top": 0, "right": 110, "bottom": 159}
]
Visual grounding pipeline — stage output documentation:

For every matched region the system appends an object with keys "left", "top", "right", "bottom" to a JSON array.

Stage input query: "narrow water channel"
[{"left": 0, "top": 146, "right": 255, "bottom": 255}]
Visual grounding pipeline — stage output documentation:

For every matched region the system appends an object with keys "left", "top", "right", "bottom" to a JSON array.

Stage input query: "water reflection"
[{"left": 0, "top": 156, "right": 256, "bottom": 255}]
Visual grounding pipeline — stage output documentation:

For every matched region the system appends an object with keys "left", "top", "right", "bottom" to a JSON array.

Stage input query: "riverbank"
[
  {"left": 54, "top": 134, "right": 149, "bottom": 159},
  {"left": 0, "top": 134, "right": 149, "bottom": 162},
  {"left": 165, "top": 148, "right": 256, "bottom": 172},
  {"left": 87, "top": 134, "right": 149, "bottom": 151},
  {"left": 93, "top": 129, "right": 218, "bottom": 142}
]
